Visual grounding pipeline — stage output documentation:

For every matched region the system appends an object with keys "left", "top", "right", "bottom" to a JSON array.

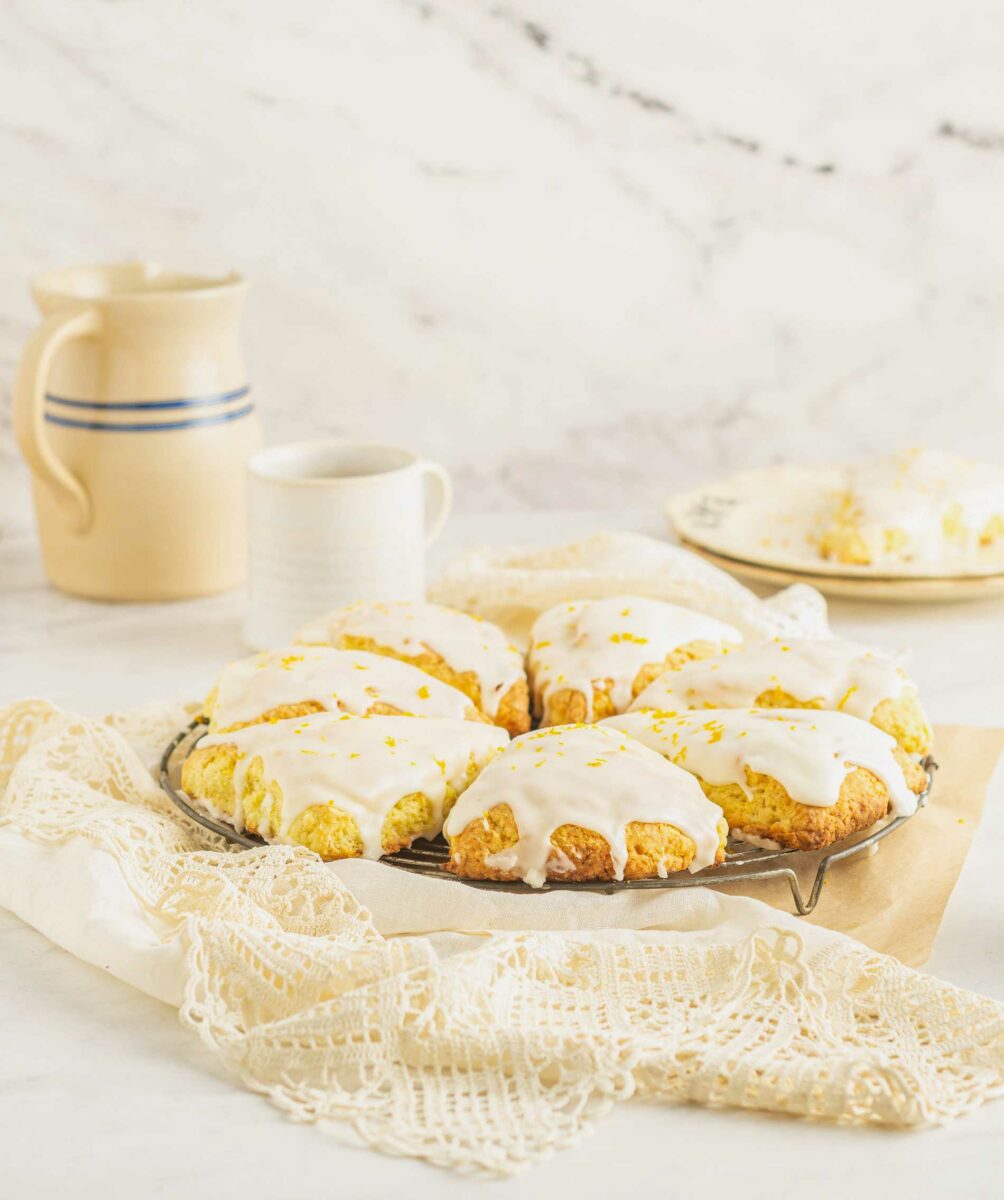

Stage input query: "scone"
[
  {"left": 181, "top": 712, "right": 508, "bottom": 859},
  {"left": 444, "top": 724, "right": 728, "bottom": 887},
  {"left": 817, "top": 448, "right": 1004, "bottom": 567},
  {"left": 527, "top": 595, "right": 742, "bottom": 727},
  {"left": 202, "top": 645, "right": 487, "bottom": 732},
  {"left": 630, "top": 637, "right": 932, "bottom": 754},
  {"left": 604, "top": 708, "right": 927, "bottom": 852},
  {"left": 297, "top": 601, "right": 530, "bottom": 736}
]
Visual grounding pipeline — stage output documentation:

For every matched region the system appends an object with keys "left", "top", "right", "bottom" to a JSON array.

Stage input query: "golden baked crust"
[
  {"left": 494, "top": 678, "right": 532, "bottom": 737},
  {"left": 744, "top": 687, "right": 932, "bottom": 755},
  {"left": 447, "top": 805, "right": 728, "bottom": 882},
  {"left": 540, "top": 638, "right": 729, "bottom": 727},
  {"left": 180, "top": 741, "right": 480, "bottom": 859},
  {"left": 980, "top": 512, "right": 1004, "bottom": 546},
  {"left": 698, "top": 747, "right": 927, "bottom": 851},
  {"left": 869, "top": 694, "right": 933, "bottom": 755},
  {"left": 333, "top": 634, "right": 530, "bottom": 736},
  {"left": 817, "top": 494, "right": 903, "bottom": 566}
]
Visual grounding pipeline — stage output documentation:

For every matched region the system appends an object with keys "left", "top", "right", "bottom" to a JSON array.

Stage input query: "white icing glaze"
[
  {"left": 825, "top": 449, "right": 1004, "bottom": 565},
  {"left": 629, "top": 637, "right": 909, "bottom": 722},
  {"left": 443, "top": 723, "right": 724, "bottom": 887},
  {"left": 200, "top": 713, "right": 509, "bottom": 855},
  {"left": 208, "top": 645, "right": 477, "bottom": 730},
  {"left": 602, "top": 708, "right": 918, "bottom": 816},
  {"left": 296, "top": 601, "right": 525, "bottom": 718},
  {"left": 527, "top": 596, "right": 742, "bottom": 722}
]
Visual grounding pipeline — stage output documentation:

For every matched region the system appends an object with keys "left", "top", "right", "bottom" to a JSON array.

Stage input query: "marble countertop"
[
  {"left": 2, "top": 509, "right": 1003, "bottom": 1199},
  {"left": 4, "top": 1, "right": 1004, "bottom": 524}
]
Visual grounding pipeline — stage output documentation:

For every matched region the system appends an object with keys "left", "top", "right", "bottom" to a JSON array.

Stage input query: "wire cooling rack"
[{"left": 160, "top": 719, "right": 937, "bottom": 915}]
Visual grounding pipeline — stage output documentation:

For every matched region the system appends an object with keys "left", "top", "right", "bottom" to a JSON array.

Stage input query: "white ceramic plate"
[
  {"left": 677, "top": 539, "right": 1004, "bottom": 603},
  {"left": 667, "top": 465, "right": 1004, "bottom": 581}
]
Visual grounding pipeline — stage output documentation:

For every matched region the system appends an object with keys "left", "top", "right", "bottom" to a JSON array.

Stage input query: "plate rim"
[
  {"left": 667, "top": 465, "right": 1004, "bottom": 581},
  {"left": 677, "top": 537, "right": 1004, "bottom": 601}
]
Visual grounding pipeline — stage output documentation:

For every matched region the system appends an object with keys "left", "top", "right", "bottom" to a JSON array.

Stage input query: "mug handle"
[
  {"left": 12, "top": 306, "right": 100, "bottom": 534},
  {"left": 419, "top": 459, "right": 453, "bottom": 545}
]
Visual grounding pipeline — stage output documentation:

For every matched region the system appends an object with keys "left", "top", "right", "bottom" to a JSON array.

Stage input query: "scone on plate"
[
  {"left": 181, "top": 712, "right": 508, "bottom": 859},
  {"left": 202, "top": 645, "right": 488, "bottom": 732},
  {"left": 817, "top": 448, "right": 1004, "bottom": 567},
  {"left": 630, "top": 637, "right": 932, "bottom": 755},
  {"left": 444, "top": 724, "right": 728, "bottom": 887},
  {"left": 527, "top": 595, "right": 742, "bottom": 727},
  {"left": 604, "top": 708, "right": 927, "bottom": 852},
  {"left": 297, "top": 601, "right": 530, "bottom": 736}
]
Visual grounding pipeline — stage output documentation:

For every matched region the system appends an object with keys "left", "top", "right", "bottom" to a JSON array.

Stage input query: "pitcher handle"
[
  {"left": 419, "top": 459, "right": 452, "bottom": 545},
  {"left": 13, "top": 306, "right": 99, "bottom": 533}
]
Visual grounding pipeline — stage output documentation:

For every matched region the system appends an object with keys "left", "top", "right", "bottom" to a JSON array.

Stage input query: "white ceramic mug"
[{"left": 244, "top": 440, "right": 452, "bottom": 649}]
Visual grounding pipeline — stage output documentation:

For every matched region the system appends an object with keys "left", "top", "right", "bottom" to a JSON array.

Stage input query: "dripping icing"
[
  {"left": 603, "top": 708, "right": 918, "bottom": 815},
  {"left": 209, "top": 645, "right": 476, "bottom": 730},
  {"left": 200, "top": 712, "right": 508, "bottom": 856},
  {"left": 444, "top": 723, "right": 724, "bottom": 887},
  {"left": 630, "top": 637, "right": 910, "bottom": 721},
  {"left": 528, "top": 595, "right": 742, "bottom": 722},
  {"left": 296, "top": 601, "right": 524, "bottom": 718}
]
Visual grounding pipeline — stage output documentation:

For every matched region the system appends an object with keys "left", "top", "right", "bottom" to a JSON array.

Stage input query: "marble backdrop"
[{"left": 2, "top": 0, "right": 1004, "bottom": 539}]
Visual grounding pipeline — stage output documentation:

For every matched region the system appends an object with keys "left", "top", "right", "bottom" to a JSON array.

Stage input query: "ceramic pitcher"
[{"left": 13, "top": 262, "right": 262, "bottom": 600}]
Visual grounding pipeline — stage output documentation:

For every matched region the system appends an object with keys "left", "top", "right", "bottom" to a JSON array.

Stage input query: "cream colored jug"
[{"left": 13, "top": 262, "right": 262, "bottom": 600}]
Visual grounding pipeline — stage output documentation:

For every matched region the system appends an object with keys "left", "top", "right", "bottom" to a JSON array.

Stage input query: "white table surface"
[{"left": 2, "top": 510, "right": 1003, "bottom": 1200}]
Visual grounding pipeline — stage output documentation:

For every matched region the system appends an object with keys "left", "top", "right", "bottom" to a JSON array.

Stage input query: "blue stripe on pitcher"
[
  {"left": 44, "top": 385, "right": 250, "bottom": 411},
  {"left": 44, "top": 403, "right": 255, "bottom": 434}
]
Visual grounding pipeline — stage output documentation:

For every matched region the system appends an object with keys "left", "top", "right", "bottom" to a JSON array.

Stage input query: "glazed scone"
[
  {"left": 181, "top": 712, "right": 508, "bottom": 859},
  {"left": 444, "top": 724, "right": 728, "bottom": 887},
  {"left": 817, "top": 449, "right": 1004, "bottom": 567},
  {"left": 202, "top": 645, "right": 488, "bottom": 732},
  {"left": 297, "top": 601, "right": 530, "bottom": 736},
  {"left": 604, "top": 708, "right": 927, "bottom": 852},
  {"left": 630, "top": 637, "right": 932, "bottom": 754},
  {"left": 527, "top": 595, "right": 742, "bottom": 727}
]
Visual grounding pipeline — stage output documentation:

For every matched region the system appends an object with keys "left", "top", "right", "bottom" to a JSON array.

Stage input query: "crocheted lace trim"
[{"left": 2, "top": 698, "right": 1002, "bottom": 1175}]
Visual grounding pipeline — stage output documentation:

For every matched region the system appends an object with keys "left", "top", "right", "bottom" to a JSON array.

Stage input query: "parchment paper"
[{"left": 711, "top": 724, "right": 1004, "bottom": 966}]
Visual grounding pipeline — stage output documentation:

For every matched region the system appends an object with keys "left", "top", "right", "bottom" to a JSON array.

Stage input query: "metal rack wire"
[{"left": 160, "top": 719, "right": 937, "bottom": 915}]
